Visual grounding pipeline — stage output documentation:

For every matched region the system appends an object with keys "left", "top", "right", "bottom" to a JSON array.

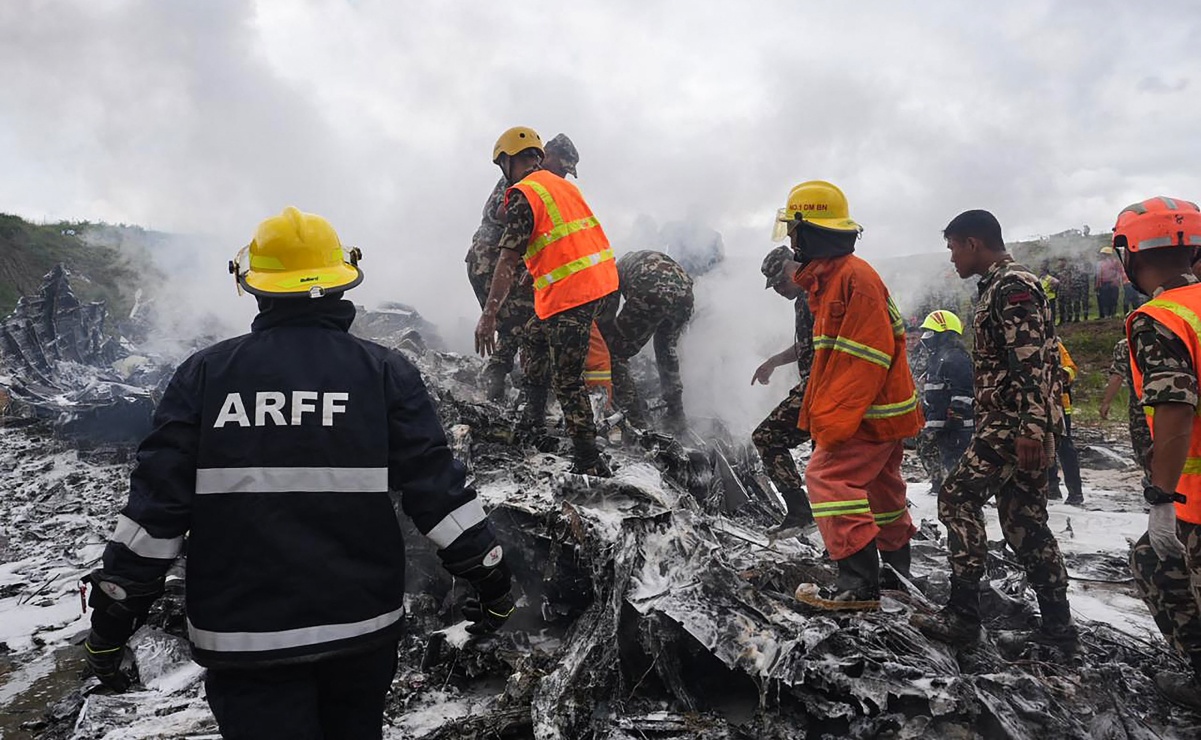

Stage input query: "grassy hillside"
[
  {"left": 1057, "top": 317, "right": 1127, "bottom": 428},
  {"left": 0, "top": 213, "right": 140, "bottom": 320}
]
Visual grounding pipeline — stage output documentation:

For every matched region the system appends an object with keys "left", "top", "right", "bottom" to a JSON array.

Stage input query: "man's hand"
[
  {"left": 1099, "top": 399, "right": 1111, "bottom": 420},
  {"left": 1015, "top": 436, "right": 1046, "bottom": 472},
  {"left": 475, "top": 312, "right": 498, "bottom": 357},
  {"left": 751, "top": 360, "right": 776, "bottom": 386},
  {"left": 462, "top": 592, "right": 516, "bottom": 635},
  {"left": 84, "top": 631, "right": 132, "bottom": 692},
  {"left": 1148, "top": 503, "right": 1185, "bottom": 559}
]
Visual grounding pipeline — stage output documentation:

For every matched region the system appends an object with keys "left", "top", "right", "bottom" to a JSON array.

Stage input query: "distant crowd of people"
[{"left": 1039, "top": 247, "right": 1146, "bottom": 322}]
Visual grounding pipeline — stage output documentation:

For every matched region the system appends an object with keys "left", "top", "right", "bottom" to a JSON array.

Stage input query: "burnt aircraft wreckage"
[{"left": 0, "top": 267, "right": 1195, "bottom": 739}]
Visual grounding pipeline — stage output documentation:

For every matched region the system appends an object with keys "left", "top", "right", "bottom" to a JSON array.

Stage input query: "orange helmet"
[{"left": 1112, "top": 196, "right": 1201, "bottom": 255}]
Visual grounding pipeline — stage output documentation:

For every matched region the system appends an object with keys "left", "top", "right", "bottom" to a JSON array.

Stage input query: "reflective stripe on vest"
[
  {"left": 584, "top": 370, "right": 612, "bottom": 383},
  {"left": 188, "top": 607, "right": 403, "bottom": 653},
  {"left": 522, "top": 180, "right": 601, "bottom": 262},
  {"left": 195, "top": 466, "right": 388, "bottom": 494},
  {"left": 1130, "top": 291, "right": 1201, "bottom": 523},
  {"left": 534, "top": 248, "right": 615, "bottom": 290}
]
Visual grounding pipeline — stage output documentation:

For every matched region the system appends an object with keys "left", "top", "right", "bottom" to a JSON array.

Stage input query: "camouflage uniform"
[
  {"left": 938, "top": 258, "right": 1071, "bottom": 606},
  {"left": 1069, "top": 264, "right": 1091, "bottom": 322},
  {"left": 751, "top": 297, "right": 814, "bottom": 494},
  {"left": 1108, "top": 337, "right": 1152, "bottom": 470},
  {"left": 498, "top": 183, "right": 610, "bottom": 446},
  {"left": 466, "top": 178, "right": 536, "bottom": 396},
  {"left": 596, "top": 250, "right": 694, "bottom": 429},
  {"left": 1127, "top": 274, "right": 1201, "bottom": 672},
  {"left": 1056, "top": 263, "right": 1075, "bottom": 325}
]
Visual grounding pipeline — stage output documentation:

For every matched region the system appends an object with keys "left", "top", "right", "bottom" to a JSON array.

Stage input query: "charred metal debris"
[{"left": 0, "top": 268, "right": 1195, "bottom": 739}]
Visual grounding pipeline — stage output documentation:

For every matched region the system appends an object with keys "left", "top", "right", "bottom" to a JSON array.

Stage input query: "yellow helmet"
[
  {"left": 492, "top": 126, "right": 544, "bottom": 163},
  {"left": 772, "top": 180, "right": 862, "bottom": 241},
  {"left": 229, "top": 206, "right": 363, "bottom": 298},
  {"left": 920, "top": 309, "right": 964, "bottom": 336}
]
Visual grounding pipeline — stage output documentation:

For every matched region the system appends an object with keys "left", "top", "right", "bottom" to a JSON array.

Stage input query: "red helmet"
[{"left": 1112, "top": 196, "right": 1201, "bottom": 254}]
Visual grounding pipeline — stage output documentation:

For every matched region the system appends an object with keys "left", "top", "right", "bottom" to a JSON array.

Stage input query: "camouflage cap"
[
  {"left": 545, "top": 134, "right": 579, "bottom": 176},
  {"left": 761, "top": 245, "right": 795, "bottom": 289}
]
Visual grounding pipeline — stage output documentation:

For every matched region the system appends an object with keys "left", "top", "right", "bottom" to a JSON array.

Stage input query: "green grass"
[
  {"left": 1057, "top": 317, "right": 1127, "bottom": 427},
  {"left": 0, "top": 213, "right": 140, "bottom": 321}
]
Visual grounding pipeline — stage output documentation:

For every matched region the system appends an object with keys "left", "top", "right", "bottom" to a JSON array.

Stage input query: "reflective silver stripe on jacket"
[
  {"left": 195, "top": 467, "right": 389, "bottom": 494},
  {"left": 111, "top": 514, "right": 184, "bottom": 559},
  {"left": 950, "top": 396, "right": 974, "bottom": 405},
  {"left": 188, "top": 607, "right": 403, "bottom": 652},
  {"left": 924, "top": 382, "right": 947, "bottom": 391},
  {"left": 424, "top": 498, "right": 488, "bottom": 549}
]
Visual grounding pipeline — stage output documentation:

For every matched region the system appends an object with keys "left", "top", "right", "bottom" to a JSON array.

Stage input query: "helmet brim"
[{"left": 241, "top": 263, "right": 363, "bottom": 298}]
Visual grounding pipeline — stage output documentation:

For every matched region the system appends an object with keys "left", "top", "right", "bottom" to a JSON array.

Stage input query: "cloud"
[{"left": 1, "top": 0, "right": 1200, "bottom": 424}]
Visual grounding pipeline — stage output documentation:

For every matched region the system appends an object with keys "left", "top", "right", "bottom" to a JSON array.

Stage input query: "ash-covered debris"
[
  {"left": 352, "top": 301, "right": 446, "bottom": 352},
  {"left": 0, "top": 265, "right": 165, "bottom": 445},
  {"left": 0, "top": 323, "right": 1198, "bottom": 739}
]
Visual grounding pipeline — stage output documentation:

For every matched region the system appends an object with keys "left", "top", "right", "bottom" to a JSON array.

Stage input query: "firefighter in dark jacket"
[
  {"left": 918, "top": 310, "right": 974, "bottom": 493},
  {"left": 82, "top": 207, "right": 514, "bottom": 740}
]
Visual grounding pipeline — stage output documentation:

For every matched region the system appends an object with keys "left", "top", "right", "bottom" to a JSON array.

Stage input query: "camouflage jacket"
[
  {"left": 1129, "top": 273, "right": 1201, "bottom": 411},
  {"left": 1108, "top": 338, "right": 1137, "bottom": 414},
  {"left": 466, "top": 177, "right": 507, "bottom": 263},
  {"left": 616, "top": 250, "right": 694, "bottom": 301},
  {"left": 795, "top": 295, "right": 814, "bottom": 375},
  {"left": 971, "top": 258, "right": 1064, "bottom": 442}
]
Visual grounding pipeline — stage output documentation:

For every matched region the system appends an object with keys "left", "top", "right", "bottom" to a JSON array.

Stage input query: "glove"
[
  {"left": 445, "top": 543, "right": 515, "bottom": 635},
  {"left": 1148, "top": 503, "right": 1185, "bottom": 560},
  {"left": 943, "top": 414, "right": 963, "bottom": 431},
  {"left": 84, "top": 630, "right": 132, "bottom": 692},
  {"left": 462, "top": 591, "right": 516, "bottom": 635},
  {"left": 85, "top": 571, "right": 164, "bottom": 646}
]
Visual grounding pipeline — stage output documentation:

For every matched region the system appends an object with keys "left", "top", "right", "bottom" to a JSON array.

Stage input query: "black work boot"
[
  {"left": 482, "top": 366, "right": 508, "bottom": 404},
  {"left": 1030, "top": 592, "right": 1079, "bottom": 659},
  {"left": 1156, "top": 654, "right": 1201, "bottom": 711},
  {"left": 795, "top": 542, "right": 881, "bottom": 610},
  {"left": 912, "top": 576, "right": 982, "bottom": 646},
  {"left": 768, "top": 489, "right": 816, "bottom": 539},
  {"left": 880, "top": 543, "right": 912, "bottom": 589},
  {"left": 1064, "top": 487, "right": 1084, "bottom": 506},
  {"left": 661, "top": 394, "right": 687, "bottom": 436},
  {"left": 569, "top": 436, "right": 613, "bottom": 478},
  {"left": 515, "top": 386, "right": 558, "bottom": 451}
]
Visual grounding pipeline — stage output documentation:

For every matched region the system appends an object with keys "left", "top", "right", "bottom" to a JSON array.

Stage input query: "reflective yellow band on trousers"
[{"left": 812, "top": 499, "right": 871, "bottom": 518}]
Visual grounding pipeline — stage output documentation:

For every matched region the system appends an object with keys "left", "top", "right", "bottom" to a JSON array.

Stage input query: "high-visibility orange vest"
[
  {"left": 584, "top": 322, "right": 612, "bottom": 400},
  {"left": 1128, "top": 283, "right": 1201, "bottom": 524},
  {"left": 1058, "top": 341, "right": 1077, "bottom": 414},
  {"left": 508, "top": 170, "right": 618, "bottom": 319}
]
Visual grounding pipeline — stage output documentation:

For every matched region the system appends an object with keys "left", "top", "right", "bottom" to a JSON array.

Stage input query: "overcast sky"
[{"left": 3, "top": 0, "right": 1199, "bottom": 427}]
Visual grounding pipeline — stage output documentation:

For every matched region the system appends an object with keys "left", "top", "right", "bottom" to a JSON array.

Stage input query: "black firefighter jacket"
[
  {"left": 922, "top": 337, "right": 975, "bottom": 431},
  {"left": 101, "top": 297, "right": 495, "bottom": 668}
]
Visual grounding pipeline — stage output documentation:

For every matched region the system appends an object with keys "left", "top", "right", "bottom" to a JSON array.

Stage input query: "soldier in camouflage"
[
  {"left": 465, "top": 178, "right": 537, "bottom": 401},
  {"left": 912, "top": 210, "right": 1076, "bottom": 657},
  {"left": 750, "top": 245, "right": 816, "bottom": 537},
  {"left": 1100, "top": 338, "right": 1152, "bottom": 471},
  {"left": 1115, "top": 199, "right": 1201, "bottom": 707},
  {"left": 596, "top": 250, "right": 694, "bottom": 433},
  {"left": 466, "top": 135, "right": 581, "bottom": 402}
]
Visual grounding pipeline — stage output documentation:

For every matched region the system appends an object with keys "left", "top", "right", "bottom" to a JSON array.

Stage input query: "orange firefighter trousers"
[{"left": 805, "top": 436, "right": 914, "bottom": 560}]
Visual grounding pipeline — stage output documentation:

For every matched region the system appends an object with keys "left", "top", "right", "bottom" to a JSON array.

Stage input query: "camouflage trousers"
[
  {"left": 466, "top": 248, "right": 536, "bottom": 383},
  {"left": 751, "top": 378, "right": 810, "bottom": 492},
  {"left": 596, "top": 290, "right": 693, "bottom": 422},
  {"left": 937, "top": 434, "right": 1070, "bottom": 599},
  {"left": 522, "top": 297, "right": 606, "bottom": 442},
  {"left": 1131, "top": 523, "right": 1201, "bottom": 669}
]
